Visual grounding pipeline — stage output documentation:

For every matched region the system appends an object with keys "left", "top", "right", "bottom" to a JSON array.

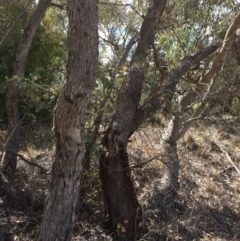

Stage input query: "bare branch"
[
  {"left": 180, "top": 11, "right": 240, "bottom": 110},
  {"left": 99, "top": 1, "right": 145, "bottom": 19},
  {"left": 99, "top": 35, "right": 119, "bottom": 50},
  {"left": 216, "top": 144, "right": 240, "bottom": 176},
  {"left": 171, "top": 26, "right": 187, "bottom": 55},
  {"left": 131, "top": 155, "right": 163, "bottom": 168},
  {"left": 50, "top": 2, "right": 66, "bottom": 10},
  {"left": 17, "top": 153, "right": 47, "bottom": 172},
  {"left": 0, "top": 0, "right": 32, "bottom": 47}
]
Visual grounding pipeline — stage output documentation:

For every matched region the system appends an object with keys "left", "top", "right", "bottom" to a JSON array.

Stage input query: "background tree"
[
  {"left": 0, "top": 0, "right": 67, "bottom": 176},
  {"left": 2, "top": 0, "right": 52, "bottom": 178}
]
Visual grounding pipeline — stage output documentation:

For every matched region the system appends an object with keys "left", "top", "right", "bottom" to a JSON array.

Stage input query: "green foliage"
[
  {"left": 0, "top": 1, "right": 67, "bottom": 122},
  {"left": 1, "top": 0, "right": 240, "bottom": 147},
  {"left": 230, "top": 97, "right": 240, "bottom": 116}
]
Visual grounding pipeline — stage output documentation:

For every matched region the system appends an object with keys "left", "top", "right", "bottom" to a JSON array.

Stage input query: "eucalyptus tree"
[
  {"left": 99, "top": 1, "right": 167, "bottom": 240},
  {"left": 83, "top": 0, "right": 144, "bottom": 169},
  {"left": 0, "top": 0, "right": 67, "bottom": 180},
  {"left": 92, "top": 0, "right": 240, "bottom": 239},
  {"left": 143, "top": 0, "right": 240, "bottom": 204},
  {"left": 0, "top": 0, "right": 31, "bottom": 122},
  {"left": 2, "top": 0, "right": 51, "bottom": 178},
  {"left": 37, "top": 0, "right": 98, "bottom": 240}
]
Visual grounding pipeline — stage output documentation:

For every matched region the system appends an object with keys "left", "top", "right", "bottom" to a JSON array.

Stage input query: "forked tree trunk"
[
  {"left": 3, "top": 0, "right": 51, "bottom": 178},
  {"left": 84, "top": 33, "right": 140, "bottom": 170},
  {"left": 37, "top": 1, "right": 98, "bottom": 240},
  {"left": 100, "top": 1, "right": 167, "bottom": 240}
]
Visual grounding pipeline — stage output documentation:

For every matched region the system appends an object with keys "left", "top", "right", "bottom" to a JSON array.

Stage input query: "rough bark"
[
  {"left": 37, "top": 1, "right": 98, "bottom": 240},
  {"left": 100, "top": 1, "right": 167, "bottom": 240},
  {"left": 3, "top": 0, "right": 51, "bottom": 178}
]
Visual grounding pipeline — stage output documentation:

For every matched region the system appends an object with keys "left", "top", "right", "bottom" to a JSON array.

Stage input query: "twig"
[
  {"left": 99, "top": 2, "right": 145, "bottom": 19},
  {"left": 216, "top": 143, "right": 240, "bottom": 176},
  {"left": 0, "top": 145, "right": 5, "bottom": 163},
  {"left": 131, "top": 155, "right": 167, "bottom": 168},
  {"left": 0, "top": 0, "right": 31, "bottom": 47},
  {"left": 17, "top": 153, "right": 47, "bottom": 172},
  {"left": 99, "top": 36, "right": 118, "bottom": 50}
]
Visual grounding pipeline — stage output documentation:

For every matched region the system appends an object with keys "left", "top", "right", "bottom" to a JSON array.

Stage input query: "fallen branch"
[
  {"left": 216, "top": 143, "right": 240, "bottom": 176},
  {"left": 1, "top": 144, "right": 47, "bottom": 172},
  {"left": 131, "top": 155, "right": 171, "bottom": 169},
  {"left": 131, "top": 155, "right": 162, "bottom": 168},
  {"left": 17, "top": 154, "right": 47, "bottom": 172}
]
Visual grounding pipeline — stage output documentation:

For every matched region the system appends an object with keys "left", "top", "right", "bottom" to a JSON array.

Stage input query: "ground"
[{"left": 0, "top": 115, "right": 240, "bottom": 241}]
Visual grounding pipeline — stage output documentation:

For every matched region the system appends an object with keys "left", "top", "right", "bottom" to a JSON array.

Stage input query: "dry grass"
[{"left": 0, "top": 116, "right": 240, "bottom": 240}]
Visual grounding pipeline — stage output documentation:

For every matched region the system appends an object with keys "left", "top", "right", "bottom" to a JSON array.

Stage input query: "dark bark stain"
[{"left": 100, "top": 128, "right": 143, "bottom": 240}]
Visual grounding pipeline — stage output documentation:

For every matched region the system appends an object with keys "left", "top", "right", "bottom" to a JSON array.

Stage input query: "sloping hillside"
[{"left": 0, "top": 116, "right": 240, "bottom": 240}]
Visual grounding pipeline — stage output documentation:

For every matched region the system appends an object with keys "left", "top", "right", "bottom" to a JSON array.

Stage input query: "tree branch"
[
  {"left": 84, "top": 33, "right": 140, "bottom": 167},
  {"left": 50, "top": 2, "right": 66, "bottom": 10},
  {"left": 99, "top": 2, "right": 145, "bottom": 19},
  {"left": 216, "top": 143, "right": 240, "bottom": 176},
  {"left": 134, "top": 43, "right": 219, "bottom": 131},
  {"left": 17, "top": 154, "right": 47, "bottom": 172},
  {"left": 180, "top": 11, "right": 240, "bottom": 110},
  {"left": 0, "top": 0, "right": 32, "bottom": 47}
]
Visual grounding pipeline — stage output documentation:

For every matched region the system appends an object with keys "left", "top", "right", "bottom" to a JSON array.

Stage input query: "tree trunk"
[
  {"left": 100, "top": 128, "right": 142, "bottom": 240},
  {"left": 99, "top": 1, "right": 167, "bottom": 240},
  {"left": 160, "top": 118, "right": 181, "bottom": 190},
  {"left": 152, "top": 10, "right": 240, "bottom": 209},
  {"left": 37, "top": 1, "right": 98, "bottom": 240},
  {"left": 3, "top": 0, "right": 51, "bottom": 178},
  {"left": 84, "top": 33, "right": 140, "bottom": 170}
]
